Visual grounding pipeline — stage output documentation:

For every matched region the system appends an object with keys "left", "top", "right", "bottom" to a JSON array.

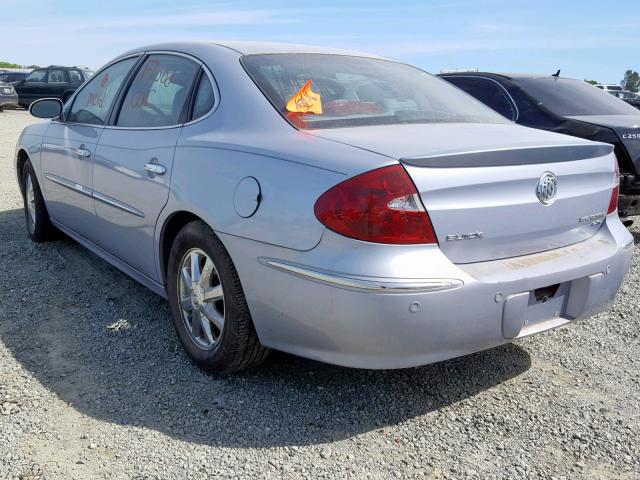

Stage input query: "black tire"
[
  {"left": 166, "top": 220, "right": 270, "bottom": 373},
  {"left": 21, "top": 160, "right": 57, "bottom": 242}
]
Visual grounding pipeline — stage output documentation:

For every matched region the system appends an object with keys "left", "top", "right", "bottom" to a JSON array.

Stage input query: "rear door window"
[
  {"left": 68, "top": 69, "right": 83, "bottom": 83},
  {"left": 48, "top": 69, "right": 67, "bottom": 83},
  {"left": 117, "top": 54, "right": 199, "bottom": 128},
  {"left": 444, "top": 76, "right": 517, "bottom": 120},
  {"left": 67, "top": 57, "right": 138, "bottom": 125}
]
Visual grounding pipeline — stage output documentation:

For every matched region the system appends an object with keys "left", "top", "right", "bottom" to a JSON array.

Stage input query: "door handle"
[
  {"left": 75, "top": 146, "right": 91, "bottom": 159},
  {"left": 144, "top": 163, "right": 166, "bottom": 175}
]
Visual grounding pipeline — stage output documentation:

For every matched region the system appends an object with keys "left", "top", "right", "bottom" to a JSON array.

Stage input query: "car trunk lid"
[
  {"left": 310, "top": 123, "right": 616, "bottom": 263},
  {"left": 568, "top": 115, "right": 640, "bottom": 175}
]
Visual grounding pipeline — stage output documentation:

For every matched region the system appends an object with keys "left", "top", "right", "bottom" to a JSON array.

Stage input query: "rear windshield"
[
  {"left": 241, "top": 54, "right": 509, "bottom": 130},
  {"left": 514, "top": 77, "right": 639, "bottom": 116}
]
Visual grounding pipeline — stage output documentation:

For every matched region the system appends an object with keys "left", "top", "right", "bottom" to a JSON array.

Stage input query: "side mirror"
[{"left": 29, "top": 98, "right": 63, "bottom": 119}]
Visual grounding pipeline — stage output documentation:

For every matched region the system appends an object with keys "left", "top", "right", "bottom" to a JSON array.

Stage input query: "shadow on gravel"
[{"left": 0, "top": 208, "right": 531, "bottom": 448}]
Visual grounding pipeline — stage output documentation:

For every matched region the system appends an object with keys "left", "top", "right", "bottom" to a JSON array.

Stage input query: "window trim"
[
  {"left": 67, "top": 68, "right": 84, "bottom": 83},
  {"left": 185, "top": 68, "right": 202, "bottom": 121},
  {"left": 107, "top": 55, "right": 149, "bottom": 126},
  {"left": 59, "top": 54, "right": 143, "bottom": 126},
  {"left": 58, "top": 50, "right": 219, "bottom": 130},
  {"left": 185, "top": 68, "right": 217, "bottom": 123},
  {"left": 109, "top": 51, "right": 219, "bottom": 131},
  {"left": 182, "top": 63, "right": 219, "bottom": 126},
  {"left": 441, "top": 74, "right": 519, "bottom": 121},
  {"left": 47, "top": 68, "right": 68, "bottom": 84}
]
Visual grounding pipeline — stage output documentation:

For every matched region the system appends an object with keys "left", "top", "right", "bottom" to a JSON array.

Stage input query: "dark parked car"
[
  {"left": 13, "top": 66, "right": 92, "bottom": 107},
  {"left": 439, "top": 72, "right": 640, "bottom": 218},
  {"left": 610, "top": 90, "right": 640, "bottom": 110},
  {"left": 0, "top": 82, "right": 18, "bottom": 111},
  {"left": 0, "top": 71, "right": 29, "bottom": 84}
]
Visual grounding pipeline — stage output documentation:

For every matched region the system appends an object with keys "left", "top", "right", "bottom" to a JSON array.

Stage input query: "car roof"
[
  {"left": 120, "top": 41, "right": 391, "bottom": 61},
  {"left": 214, "top": 41, "right": 389, "bottom": 58},
  {"left": 438, "top": 71, "right": 581, "bottom": 82},
  {"left": 46, "top": 65, "right": 91, "bottom": 70}
]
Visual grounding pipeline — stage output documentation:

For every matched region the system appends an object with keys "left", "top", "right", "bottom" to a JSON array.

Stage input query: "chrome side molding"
[
  {"left": 44, "top": 173, "right": 93, "bottom": 198},
  {"left": 44, "top": 173, "right": 144, "bottom": 218},
  {"left": 93, "top": 191, "right": 145, "bottom": 218},
  {"left": 261, "top": 258, "right": 463, "bottom": 293}
]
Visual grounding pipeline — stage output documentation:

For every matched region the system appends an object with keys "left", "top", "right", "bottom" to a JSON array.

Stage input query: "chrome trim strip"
[
  {"left": 93, "top": 191, "right": 145, "bottom": 218},
  {"left": 44, "top": 173, "right": 93, "bottom": 198},
  {"left": 44, "top": 173, "right": 144, "bottom": 218},
  {"left": 262, "top": 259, "right": 463, "bottom": 293}
]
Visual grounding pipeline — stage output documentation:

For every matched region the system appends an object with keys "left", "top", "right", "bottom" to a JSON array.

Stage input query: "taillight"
[
  {"left": 314, "top": 164, "right": 437, "bottom": 244},
  {"left": 607, "top": 160, "right": 620, "bottom": 215}
]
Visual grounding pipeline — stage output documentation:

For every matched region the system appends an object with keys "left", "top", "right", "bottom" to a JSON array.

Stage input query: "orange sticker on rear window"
[{"left": 286, "top": 80, "right": 323, "bottom": 114}]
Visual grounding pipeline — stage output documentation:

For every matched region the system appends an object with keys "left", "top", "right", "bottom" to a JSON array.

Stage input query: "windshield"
[
  {"left": 241, "top": 54, "right": 509, "bottom": 129},
  {"left": 514, "top": 77, "right": 639, "bottom": 116}
]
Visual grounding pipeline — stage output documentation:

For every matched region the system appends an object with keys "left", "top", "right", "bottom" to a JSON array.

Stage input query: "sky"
[{"left": 1, "top": 0, "right": 638, "bottom": 84}]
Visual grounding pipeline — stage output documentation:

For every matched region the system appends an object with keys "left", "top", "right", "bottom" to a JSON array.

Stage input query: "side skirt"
[{"left": 51, "top": 219, "right": 168, "bottom": 299}]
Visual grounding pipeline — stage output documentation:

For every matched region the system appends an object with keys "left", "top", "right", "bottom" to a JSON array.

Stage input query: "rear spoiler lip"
[{"left": 400, "top": 143, "right": 613, "bottom": 168}]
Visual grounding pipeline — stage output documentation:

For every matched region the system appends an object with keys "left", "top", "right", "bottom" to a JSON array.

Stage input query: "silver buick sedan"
[{"left": 16, "top": 42, "right": 633, "bottom": 372}]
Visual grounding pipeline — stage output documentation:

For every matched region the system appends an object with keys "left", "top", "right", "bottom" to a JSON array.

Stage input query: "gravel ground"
[{"left": 0, "top": 109, "right": 639, "bottom": 480}]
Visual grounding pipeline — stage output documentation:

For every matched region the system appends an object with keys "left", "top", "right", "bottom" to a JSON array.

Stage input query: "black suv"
[
  {"left": 439, "top": 72, "right": 640, "bottom": 218},
  {"left": 13, "top": 66, "right": 93, "bottom": 107}
]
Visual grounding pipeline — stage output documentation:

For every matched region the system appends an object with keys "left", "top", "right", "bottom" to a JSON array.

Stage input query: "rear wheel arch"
[
  {"left": 159, "top": 211, "right": 205, "bottom": 284},
  {"left": 16, "top": 149, "right": 30, "bottom": 194},
  {"left": 165, "top": 219, "right": 270, "bottom": 372}
]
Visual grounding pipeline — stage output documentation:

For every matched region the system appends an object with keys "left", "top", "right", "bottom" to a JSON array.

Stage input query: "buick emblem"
[{"left": 536, "top": 172, "right": 557, "bottom": 205}]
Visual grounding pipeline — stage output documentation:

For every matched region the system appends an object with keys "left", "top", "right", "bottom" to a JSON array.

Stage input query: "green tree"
[
  {"left": 621, "top": 70, "right": 640, "bottom": 93},
  {"left": 0, "top": 61, "right": 22, "bottom": 69},
  {"left": 26, "top": 65, "right": 40, "bottom": 69},
  {"left": 584, "top": 79, "right": 599, "bottom": 85}
]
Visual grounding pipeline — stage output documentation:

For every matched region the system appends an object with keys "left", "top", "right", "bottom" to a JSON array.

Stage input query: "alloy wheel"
[
  {"left": 177, "top": 248, "right": 225, "bottom": 350},
  {"left": 25, "top": 174, "right": 36, "bottom": 234}
]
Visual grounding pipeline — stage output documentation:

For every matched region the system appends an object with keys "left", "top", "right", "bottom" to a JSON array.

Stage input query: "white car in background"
[{"left": 595, "top": 84, "right": 624, "bottom": 93}]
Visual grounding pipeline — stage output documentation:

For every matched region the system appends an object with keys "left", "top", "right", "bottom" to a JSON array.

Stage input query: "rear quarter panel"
[
  {"left": 163, "top": 141, "right": 345, "bottom": 253},
  {"left": 153, "top": 43, "right": 398, "bottom": 281}
]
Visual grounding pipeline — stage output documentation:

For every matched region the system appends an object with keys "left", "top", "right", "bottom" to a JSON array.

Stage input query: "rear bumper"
[
  {"left": 0, "top": 92, "right": 18, "bottom": 108},
  {"left": 221, "top": 215, "right": 633, "bottom": 369}
]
